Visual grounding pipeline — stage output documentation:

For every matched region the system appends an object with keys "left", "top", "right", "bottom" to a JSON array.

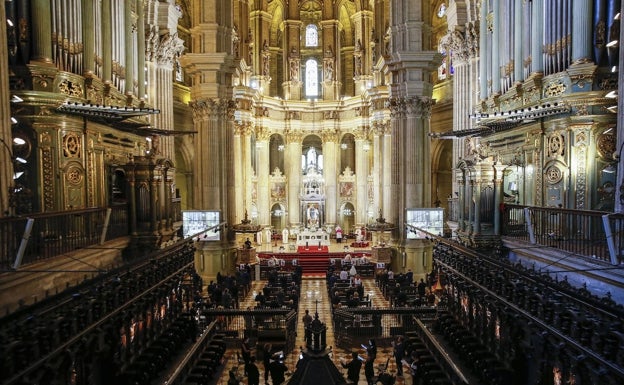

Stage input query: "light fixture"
[
  {"left": 606, "top": 40, "right": 618, "bottom": 48},
  {"left": 145, "top": 136, "right": 152, "bottom": 142},
  {"left": 15, "top": 157, "right": 27, "bottom": 164},
  {"left": 340, "top": 143, "right": 348, "bottom": 150},
  {"left": 612, "top": 66, "right": 618, "bottom": 73},
  {"left": 10, "top": 117, "right": 17, "bottom": 124},
  {"left": 13, "top": 137, "right": 26, "bottom": 145},
  {"left": 606, "top": 90, "right": 618, "bottom": 98},
  {"left": 11, "top": 95, "right": 23, "bottom": 103},
  {"left": 277, "top": 144, "right": 285, "bottom": 152},
  {"left": 13, "top": 171, "right": 24, "bottom": 180},
  {"left": 7, "top": 19, "right": 13, "bottom": 27}
]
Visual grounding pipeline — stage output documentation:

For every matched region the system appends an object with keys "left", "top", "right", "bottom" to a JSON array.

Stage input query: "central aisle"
[{"left": 218, "top": 278, "right": 405, "bottom": 385}]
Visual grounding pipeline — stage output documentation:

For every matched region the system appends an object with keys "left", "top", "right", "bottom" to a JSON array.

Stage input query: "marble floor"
[{"left": 217, "top": 278, "right": 412, "bottom": 385}]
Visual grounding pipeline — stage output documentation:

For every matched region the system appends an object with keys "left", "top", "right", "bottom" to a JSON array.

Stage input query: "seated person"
[
  {"left": 346, "top": 292, "right": 360, "bottom": 307},
  {"left": 244, "top": 237, "right": 252, "bottom": 249}
]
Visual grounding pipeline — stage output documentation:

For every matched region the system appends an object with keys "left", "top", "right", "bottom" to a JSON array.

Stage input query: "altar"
[{"left": 296, "top": 228, "right": 331, "bottom": 247}]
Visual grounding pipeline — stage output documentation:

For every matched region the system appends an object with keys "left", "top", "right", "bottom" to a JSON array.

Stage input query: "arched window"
[
  {"left": 305, "top": 59, "right": 319, "bottom": 96},
  {"left": 305, "top": 25, "right": 318, "bottom": 47}
]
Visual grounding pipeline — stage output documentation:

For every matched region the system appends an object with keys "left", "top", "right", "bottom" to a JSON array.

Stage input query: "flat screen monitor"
[
  {"left": 405, "top": 208, "right": 444, "bottom": 239},
  {"left": 182, "top": 210, "right": 221, "bottom": 241}
]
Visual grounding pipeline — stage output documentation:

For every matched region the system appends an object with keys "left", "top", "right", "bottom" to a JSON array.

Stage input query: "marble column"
[
  {"left": 233, "top": 124, "right": 243, "bottom": 222},
  {"left": 403, "top": 97, "right": 432, "bottom": 209},
  {"left": 371, "top": 126, "right": 381, "bottom": 219},
  {"left": 322, "top": 131, "right": 338, "bottom": 227},
  {"left": 243, "top": 125, "right": 253, "bottom": 221},
  {"left": 285, "top": 132, "right": 302, "bottom": 227},
  {"left": 256, "top": 133, "right": 270, "bottom": 227},
  {"left": 355, "top": 134, "right": 369, "bottom": 226},
  {"left": 190, "top": 100, "right": 229, "bottom": 211},
  {"left": 572, "top": 0, "right": 594, "bottom": 62},
  {"left": 147, "top": 29, "right": 184, "bottom": 161},
  {"left": 382, "top": 123, "right": 392, "bottom": 223}
]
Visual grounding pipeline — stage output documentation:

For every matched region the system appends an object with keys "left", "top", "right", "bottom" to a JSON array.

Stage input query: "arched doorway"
[
  {"left": 271, "top": 203, "right": 286, "bottom": 231},
  {"left": 339, "top": 202, "right": 355, "bottom": 235}
]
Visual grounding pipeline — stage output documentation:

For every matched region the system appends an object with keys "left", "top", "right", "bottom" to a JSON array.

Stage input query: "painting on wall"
[
  {"left": 271, "top": 182, "right": 286, "bottom": 199},
  {"left": 340, "top": 181, "right": 354, "bottom": 197}
]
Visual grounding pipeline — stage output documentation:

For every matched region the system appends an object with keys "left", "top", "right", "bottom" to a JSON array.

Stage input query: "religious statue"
[
  {"left": 324, "top": 59, "right": 334, "bottom": 81},
  {"left": 265, "top": 228, "right": 273, "bottom": 246},
  {"left": 282, "top": 228, "right": 289, "bottom": 244},
  {"left": 307, "top": 205, "right": 319, "bottom": 228},
  {"left": 290, "top": 60, "right": 299, "bottom": 81}
]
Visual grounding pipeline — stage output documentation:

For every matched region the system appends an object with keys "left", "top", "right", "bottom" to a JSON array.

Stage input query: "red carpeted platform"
[{"left": 257, "top": 250, "right": 371, "bottom": 275}]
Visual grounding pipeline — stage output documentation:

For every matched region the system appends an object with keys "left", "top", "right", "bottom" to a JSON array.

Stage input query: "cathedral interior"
[{"left": 0, "top": 0, "right": 623, "bottom": 384}]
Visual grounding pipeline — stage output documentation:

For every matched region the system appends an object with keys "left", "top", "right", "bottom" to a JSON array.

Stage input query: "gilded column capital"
[
  {"left": 440, "top": 24, "right": 480, "bottom": 64},
  {"left": 255, "top": 126, "right": 271, "bottom": 141},
  {"left": 146, "top": 30, "right": 185, "bottom": 67},
  {"left": 189, "top": 98, "right": 235, "bottom": 121},
  {"left": 234, "top": 121, "right": 253, "bottom": 136},
  {"left": 372, "top": 121, "right": 391, "bottom": 135},
  {"left": 387, "top": 96, "right": 435, "bottom": 119},
  {"left": 285, "top": 130, "right": 302, "bottom": 144},
  {"left": 321, "top": 129, "right": 339, "bottom": 142},
  {"left": 354, "top": 127, "right": 369, "bottom": 141}
]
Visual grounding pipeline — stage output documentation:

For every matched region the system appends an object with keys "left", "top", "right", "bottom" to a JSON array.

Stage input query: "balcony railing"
[
  {"left": 0, "top": 205, "right": 129, "bottom": 269},
  {"left": 502, "top": 204, "right": 624, "bottom": 265}
]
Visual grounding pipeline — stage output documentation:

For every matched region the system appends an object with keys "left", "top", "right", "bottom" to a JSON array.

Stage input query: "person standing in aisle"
[
  {"left": 392, "top": 335, "right": 405, "bottom": 377},
  {"left": 246, "top": 356, "right": 260, "bottom": 385}
]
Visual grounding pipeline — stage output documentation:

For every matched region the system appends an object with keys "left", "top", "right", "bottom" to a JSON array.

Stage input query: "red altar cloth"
[{"left": 297, "top": 246, "right": 329, "bottom": 253}]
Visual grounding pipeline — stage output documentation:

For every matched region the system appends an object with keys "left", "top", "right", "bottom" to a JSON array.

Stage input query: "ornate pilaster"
[
  {"left": 355, "top": 130, "right": 370, "bottom": 226},
  {"left": 146, "top": 30, "right": 185, "bottom": 161},
  {"left": 285, "top": 130, "right": 302, "bottom": 227},
  {"left": 189, "top": 99, "right": 234, "bottom": 212},
  {"left": 572, "top": 126, "right": 589, "bottom": 209},
  {"left": 322, "top": 130, "right": 338, "bottom": 227},
  {"left": 256, "top": 127, "right": 271, "bottom": 227}
]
